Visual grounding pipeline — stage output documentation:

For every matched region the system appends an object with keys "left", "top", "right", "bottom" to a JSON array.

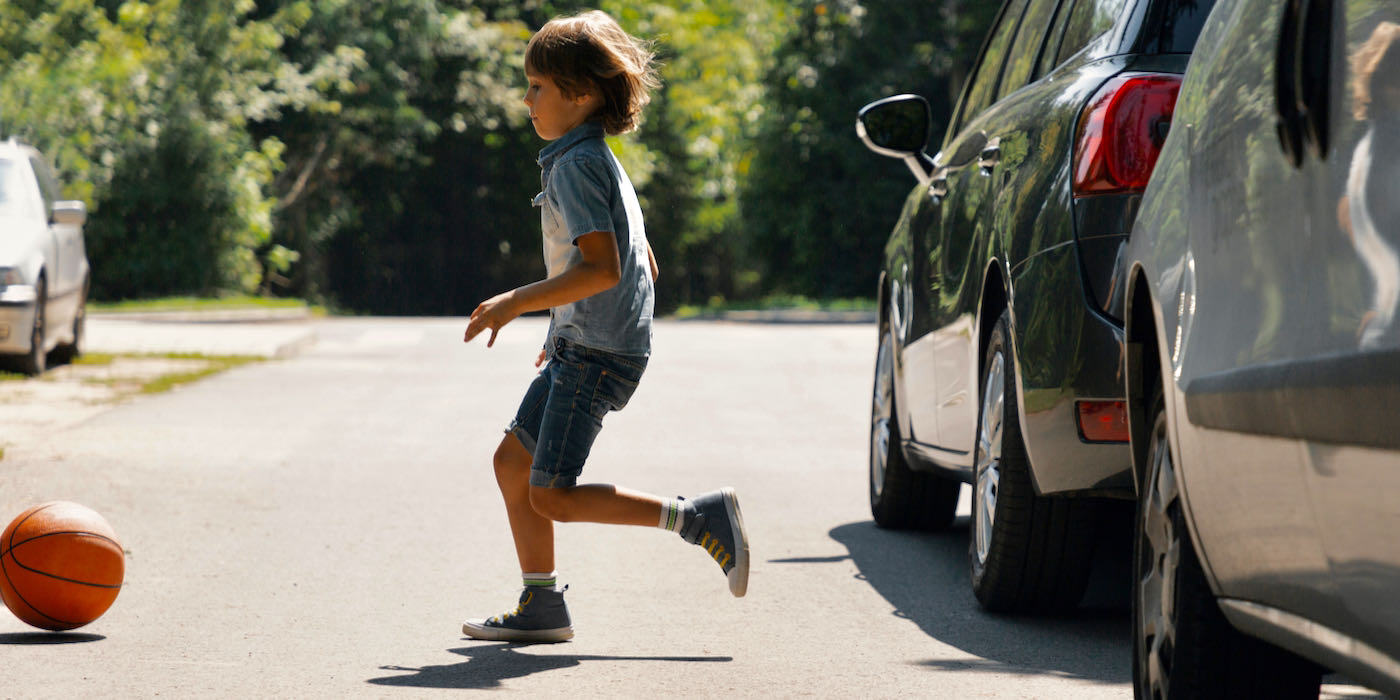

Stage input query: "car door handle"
[
  {"left": 929, "top": 174, "right": 948, "bottom": 198},
  {"left": 1295, "top": 0, "right": 1331, "bottom": 159},
  {"left": 1274, "top": 0, "right": 1332, "bottom": 167},
  {"left": 978, "top": 137, "right": 1001, "bottom": 173}
]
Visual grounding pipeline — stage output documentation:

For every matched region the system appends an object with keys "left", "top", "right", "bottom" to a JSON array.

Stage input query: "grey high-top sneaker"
[
  {"left": 462, "top": 585, "right": 573, "bottom": 643},
  {"left": 679, "top": 488, "right": 750, "bottom": 597}
]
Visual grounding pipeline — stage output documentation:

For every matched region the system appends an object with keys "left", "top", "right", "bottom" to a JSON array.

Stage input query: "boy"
[{"left": 461, "top": 10, "right": 749, "bottom": 643}]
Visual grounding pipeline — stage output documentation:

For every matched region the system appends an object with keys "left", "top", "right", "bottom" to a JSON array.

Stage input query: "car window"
[
  {"left": 1037, "top": 0, "right": 1078, "bottom": 74},
  {"left": 955, "top": 0, "right": 1032, "bottom": 132},
  {"left": 0, "top": 160, "right": 38, "bottom": 220},
  {"left": 999, "top": 0, "right": 1065, "bottom": 99},
  {"left": 1056, "top": 0, "right": 1129, "bottom": 64},
  {"left": 28, "top": 156, "right": 58, "bottom": 214},
  {"left": 1141, "top": 0, "right": 1217, "bottom": 54}
]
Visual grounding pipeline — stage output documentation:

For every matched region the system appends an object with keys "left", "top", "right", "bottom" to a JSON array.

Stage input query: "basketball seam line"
[{"left": 1, "top": 555, "right": 72, "bottom": 626}]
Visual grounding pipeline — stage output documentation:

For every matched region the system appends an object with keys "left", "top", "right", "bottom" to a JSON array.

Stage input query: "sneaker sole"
[
  {"left": 721, "top": 487, "right": 749, "bottom": 597},
  {"left": 462, "top": 620, "right": 574, "bottom": 643}
]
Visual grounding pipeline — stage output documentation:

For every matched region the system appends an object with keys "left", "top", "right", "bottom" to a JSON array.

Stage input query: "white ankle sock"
[
  {"left": 523, "top": 572, "right": 557, "bottom": 590},
  {"left": 659, "top": 498, "right": 691, "bottom": 534}
]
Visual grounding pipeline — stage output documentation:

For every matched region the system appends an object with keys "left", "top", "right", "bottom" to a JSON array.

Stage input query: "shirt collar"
[{"left": 538, "top": 121, "right": 605, "bottom": 169}]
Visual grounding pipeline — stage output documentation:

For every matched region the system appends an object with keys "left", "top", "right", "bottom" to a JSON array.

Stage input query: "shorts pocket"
[{"left": 595, "top": 368, "right": 641, "bottom": 412}]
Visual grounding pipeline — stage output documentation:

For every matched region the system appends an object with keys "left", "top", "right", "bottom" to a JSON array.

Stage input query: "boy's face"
[{"left": 524, "top": 71, "right": 598, "bottom": 141}]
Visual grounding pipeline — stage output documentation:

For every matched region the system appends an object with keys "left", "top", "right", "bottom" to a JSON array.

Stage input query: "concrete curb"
[
  {"left": 89, "top": 307, "right": 314, "bottom": 323},
  {"left": 672, "top": 309, "right": 876, "bottom": 324},
  {"left": 85, "top": 312, "right": 317, "bottom": 359}
]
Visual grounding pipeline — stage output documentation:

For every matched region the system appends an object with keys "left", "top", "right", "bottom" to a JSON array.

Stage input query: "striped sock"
[
  {"left": 523, "top": 572, "right": 557, "bottom": 590},
  {"left": 659, "top": 498, "right": 692, "bottom": 534}
]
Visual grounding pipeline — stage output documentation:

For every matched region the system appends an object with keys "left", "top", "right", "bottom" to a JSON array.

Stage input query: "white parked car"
[{"left": 0, "top": 139, "right": 89, "bottom": 375}]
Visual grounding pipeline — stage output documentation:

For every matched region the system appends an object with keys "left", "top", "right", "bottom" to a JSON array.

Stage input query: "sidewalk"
[{"left": 85, "top": 308, "right": 318, "bottom": 358}]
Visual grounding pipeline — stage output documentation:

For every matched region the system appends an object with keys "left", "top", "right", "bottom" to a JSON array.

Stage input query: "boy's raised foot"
[
  {"left": 462, "top": 586, "right": 574, "bottom": 643},
  {"left": 680, "top": 487, "right": 750, "bottom": 597}
]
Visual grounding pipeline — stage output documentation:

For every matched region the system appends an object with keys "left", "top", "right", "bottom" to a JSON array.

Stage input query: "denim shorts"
[{"left": 507, "top": 338, "right": 648, "bottom": 488}]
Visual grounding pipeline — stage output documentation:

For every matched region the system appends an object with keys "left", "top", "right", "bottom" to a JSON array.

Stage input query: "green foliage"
[
  {"left": 737, "top": 0, "right": 998, "bottom": 298},
  {"left": 0, "top": 0, "right": 289, "bottom": 299},
  {"left": 0, "top": 1, "right": 995, "bottom": 313}
]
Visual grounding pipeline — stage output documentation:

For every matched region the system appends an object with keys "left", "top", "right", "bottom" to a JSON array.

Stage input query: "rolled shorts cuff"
[
  {"left": 529, "top": 467, "right": 580, "bottom": 489},
  {"left": 506, "top": 422, "right": 536, "bottom": 455}
]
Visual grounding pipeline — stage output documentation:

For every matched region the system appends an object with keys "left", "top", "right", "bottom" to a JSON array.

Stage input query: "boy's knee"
[
  {"left": 529, "top": 486, "right": 575, "bottom": 522},
  {"left": 493, "top": 436, "right": 531, "bottom": 486}
]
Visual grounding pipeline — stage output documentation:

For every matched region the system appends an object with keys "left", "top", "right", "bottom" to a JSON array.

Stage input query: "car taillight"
[
  {"left": 1072, "top": 74, "right": 1181, "bottom": 197},
  {"left": 1077, "top": 400, "right": 1129, "bottom": 443}
]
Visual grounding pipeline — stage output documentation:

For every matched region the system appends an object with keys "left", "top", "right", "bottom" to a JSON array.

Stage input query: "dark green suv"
[{"left": 856, "top": 0, "right": 1214, "bottom": 612}]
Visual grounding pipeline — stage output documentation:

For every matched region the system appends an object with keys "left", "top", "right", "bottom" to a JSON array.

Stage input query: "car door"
[
  {"left": 906, "top": 0, "right": 1028, "bottom": 453},
  {"left": 29, "top": 155, "right": 80, "bottom": 301},
  {"left": 1173, "top": 0, "right": 1395, "bottom": 638},
  {"left": 1295, "top": 0, "right": 1400, "bottom": 661},
  {"left": 936, "top": 0, "right": 1069, "bottom": 452}
]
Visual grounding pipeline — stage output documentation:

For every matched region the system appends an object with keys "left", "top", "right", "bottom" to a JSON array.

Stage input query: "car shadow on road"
[
  {"left": 368, "top": 643, "right": 731, "bottom": 689},
  {"left": 820, "top": 509, "right": 1134, "bottom": 684}
]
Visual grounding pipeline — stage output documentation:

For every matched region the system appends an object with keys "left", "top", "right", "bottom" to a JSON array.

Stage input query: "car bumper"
[
  {"left": 0, "top": 289, "right": 38, "bottom": 354},
  {"left": 1011, "top": 244, "right": 1133, "bottom": 497}
]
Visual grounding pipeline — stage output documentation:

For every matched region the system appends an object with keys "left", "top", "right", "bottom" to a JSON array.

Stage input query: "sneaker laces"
[
  {"left": 487, "top": 591, "right": 533, "bottom": 625},
  {"left": 486, "top": 585, "right": 566, "bottom": 626}
]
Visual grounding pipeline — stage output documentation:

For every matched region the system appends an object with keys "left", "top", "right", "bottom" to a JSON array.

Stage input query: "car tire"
[
  {"left": 969, "top": 310, "right": 1097, "bottom": 612},
  {"left": 19, "top": 278, "right": 46, "bottom": 376},
  {"left": 51, "top": 276, "right": 86, "bottom": 365},
  {"left": 1132, "top": 392, "right": 1322, "bottom": 699},
  {"left": 870, "top": 326, "right": 959, "bottom": 531}
]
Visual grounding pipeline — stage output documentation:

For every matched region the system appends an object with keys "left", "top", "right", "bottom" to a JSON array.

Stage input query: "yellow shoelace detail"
[{"left": 489, "top": 591, "right": 533, "bottom": 624}]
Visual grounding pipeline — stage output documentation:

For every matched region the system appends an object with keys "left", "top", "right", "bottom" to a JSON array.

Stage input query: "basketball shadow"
[
  {"left": 0, "top": 632, "right": 105, "bottom": 645},
  {"left": 368, "top": 643, "right": 731, "bottom": 689}
]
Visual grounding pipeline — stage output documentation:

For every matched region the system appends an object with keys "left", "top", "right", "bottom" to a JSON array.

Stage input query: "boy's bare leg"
[
  {"left": 494, "top": 433, "right": 555, "bottom": 574},
  {"left": 529, "top": 484, "right": 663, "bottom": 526}
]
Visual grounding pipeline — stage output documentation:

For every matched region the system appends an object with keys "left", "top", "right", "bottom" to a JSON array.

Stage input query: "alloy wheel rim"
[
  {"left": 870, "top": 335, "right": 895, "bottom": 500},
  {"left": 974, "top": 350, "right": 1004, "bottom": 565},
  {"left": 1138, "top": 414, "right": 1180, "bottom": 699}
]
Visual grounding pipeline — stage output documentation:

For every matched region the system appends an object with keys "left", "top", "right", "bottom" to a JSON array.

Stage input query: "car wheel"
[
  {"left": 51, "top": 276, "right": 86, "bottom": 365},
  {"left": 969, "top": 310, "right": 1097, "bottom": 612},
  {"left": 19, "top": 278, "right": 46, "bottom": 376},
  {"left": 870, "top": 326, "right": 959, "bottom": 530},
  {"left": 1132, "top": 393, "right": 1322, "bottom": 699}
]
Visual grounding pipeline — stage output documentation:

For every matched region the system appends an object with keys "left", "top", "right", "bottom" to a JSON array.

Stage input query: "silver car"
[
  {"left": 1121, "top": 0, "right": 1400, "bottom": 695},
  {"left": 0, "top": 139, "right": 89, "bottom": 375}
]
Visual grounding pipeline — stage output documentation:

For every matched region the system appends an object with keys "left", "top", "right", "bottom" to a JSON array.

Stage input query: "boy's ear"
[{"left": 572, "top": 89, "right": 599, "bottom": 108}]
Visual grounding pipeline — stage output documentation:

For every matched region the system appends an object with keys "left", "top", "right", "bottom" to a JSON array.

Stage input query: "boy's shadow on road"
[{"left": 369, "top": 643, "right": 730, "bottom": 689}]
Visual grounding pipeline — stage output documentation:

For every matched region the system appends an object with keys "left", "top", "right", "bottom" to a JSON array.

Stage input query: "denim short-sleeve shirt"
[{"left": 535, "top": 122, "right": 654, "bottom": 356}]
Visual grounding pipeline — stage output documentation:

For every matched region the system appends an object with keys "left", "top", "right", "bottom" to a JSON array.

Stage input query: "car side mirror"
[
  {"left": 857, "top": 95, "right": 936, "bottom": 183},
  {"left": 52, "top": 200, "right": 86, "bottom": 226}
]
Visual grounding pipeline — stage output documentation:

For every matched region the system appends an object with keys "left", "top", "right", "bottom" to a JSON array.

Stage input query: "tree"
[{"left": 737, "top": 0, "right": 997, "bottom": 298}]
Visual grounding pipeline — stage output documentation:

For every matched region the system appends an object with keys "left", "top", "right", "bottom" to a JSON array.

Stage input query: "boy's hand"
[
  {"left": 536, "top": 348, "right": 547, "bottom": 367},
  {"left": 465, "top": 291, "right": 520, "bottom": 347}
]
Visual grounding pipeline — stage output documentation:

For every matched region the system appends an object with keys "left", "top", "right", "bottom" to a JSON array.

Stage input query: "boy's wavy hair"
[
  {"left": 1351, "top": 21, "right": 1400, "bottom": 121},
  {"left": 525, "top": 10, "right": 661, "bottom": 135}
]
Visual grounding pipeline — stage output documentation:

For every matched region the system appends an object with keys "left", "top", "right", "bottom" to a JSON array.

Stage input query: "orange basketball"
[{"left": 0, "top": 501, "right": 124, "bottom": 631}]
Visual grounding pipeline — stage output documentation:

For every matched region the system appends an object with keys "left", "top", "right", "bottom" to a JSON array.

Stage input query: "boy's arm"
[
  {"left": 465, "top": 230, "right": 621, "bottom": 347},
  {"left": 647, "top": 241, "right": 659, "bottom": 282}
]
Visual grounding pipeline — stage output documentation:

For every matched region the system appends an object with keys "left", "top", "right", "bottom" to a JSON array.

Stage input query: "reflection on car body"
[{"left": 1121, "top": 1, "right": 1400, "bottom": 696}]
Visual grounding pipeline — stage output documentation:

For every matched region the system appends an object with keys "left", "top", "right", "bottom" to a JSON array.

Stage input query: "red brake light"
[
  {"left": 1077, "top": 400, "right": 1129, "bottom": 443},
  {"left": 1072, "top": 74, "right": 1181, "bottom": 197}
]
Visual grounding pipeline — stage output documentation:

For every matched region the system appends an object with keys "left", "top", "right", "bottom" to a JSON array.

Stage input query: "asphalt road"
[{"left": 2, "top": 317, "right": 1147, "bottom": 698}]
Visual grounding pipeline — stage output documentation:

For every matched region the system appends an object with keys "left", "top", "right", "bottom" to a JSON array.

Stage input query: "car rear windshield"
[{"left": 1139, "top": 0, "right": 1217, "bottom": 54}]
